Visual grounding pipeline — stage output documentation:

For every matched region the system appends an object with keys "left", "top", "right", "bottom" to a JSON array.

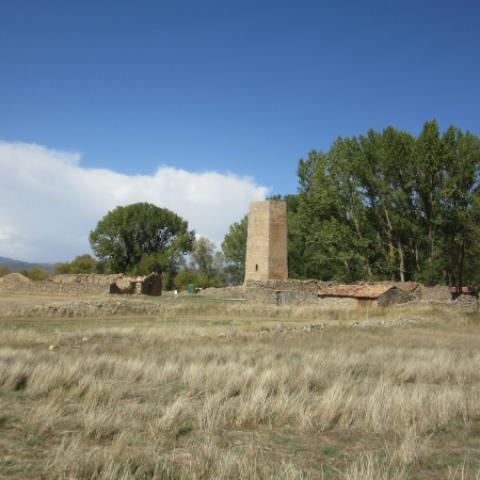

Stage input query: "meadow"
[{"left": 1, "top": 303, "right": 480, "bottom": 479}]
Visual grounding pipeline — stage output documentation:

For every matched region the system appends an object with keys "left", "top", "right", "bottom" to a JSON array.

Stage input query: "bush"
[
  {"left": 26, "top": 268, "right": 49, "bottom": 281},
  {"left": 174, "top": 269, "right": 202, "bottom": 290},
  {"left": 53, "top": 262, "right": 71, "bottom": 275}
]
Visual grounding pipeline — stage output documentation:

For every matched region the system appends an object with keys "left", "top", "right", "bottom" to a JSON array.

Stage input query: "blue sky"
[{"left": 1, "top": 0, "right": 480, "bottom": 261}]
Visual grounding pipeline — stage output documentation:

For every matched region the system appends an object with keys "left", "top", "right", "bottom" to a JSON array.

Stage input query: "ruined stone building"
[{"left": 109, "top": 272, "right": 162, "bottom": 295}]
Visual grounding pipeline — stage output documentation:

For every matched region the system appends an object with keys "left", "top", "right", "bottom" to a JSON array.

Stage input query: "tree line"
[{"left": 223, "top": 120, "right": 480, "bottom": 288}]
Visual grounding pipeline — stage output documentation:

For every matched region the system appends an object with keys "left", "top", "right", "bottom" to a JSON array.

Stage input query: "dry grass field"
[{"left": 1, "top": 299, "right": 480, "bottom": 479}]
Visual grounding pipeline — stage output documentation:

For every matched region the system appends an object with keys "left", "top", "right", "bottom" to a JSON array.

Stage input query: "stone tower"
[{"left": 244, "top": 200, "right": 288, "bottom": 281}]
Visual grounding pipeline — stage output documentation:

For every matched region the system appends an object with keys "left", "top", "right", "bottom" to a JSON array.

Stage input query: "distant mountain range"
[{"left": 0, "top": 256, "right": 54, "bottom": 274}]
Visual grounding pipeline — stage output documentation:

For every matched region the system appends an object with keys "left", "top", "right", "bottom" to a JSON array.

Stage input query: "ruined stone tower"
[{"left": 244, "top": 200, "right": 288, "bottom": 281}]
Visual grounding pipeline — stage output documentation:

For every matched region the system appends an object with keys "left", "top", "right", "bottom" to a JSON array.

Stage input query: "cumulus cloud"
[{"left": 0, "top": 142, "right": 268, "bottom": 262}]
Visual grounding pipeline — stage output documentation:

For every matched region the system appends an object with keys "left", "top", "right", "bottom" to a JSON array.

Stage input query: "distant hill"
[{"left": 0, "top": 256, "right": 54, "bottom": 274}]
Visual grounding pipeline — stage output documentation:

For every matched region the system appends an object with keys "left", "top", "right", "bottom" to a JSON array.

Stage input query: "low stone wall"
[
  {"left": 245, "top": 279, "right": 332, "bottom": 306},
  {"left": 50, "top": 274, "right": 123, "bottom": 286},
  {"left": 421, "top": 293, "right": 478, "bottom": 313},
  {"left": 416, "top": 285, "right": 452, "bottom": 302},
  {"left": 0, "top": 273, "right": 128, "bottom": 296},
  {"left": 412, "top": 285, "right": 478, "bottom": 311},
  {"left": 450, "top": 294, "right": 479, "bottom": 312},
  {"left": 0, "top": 273, "right": 163, "bottom": 297}
]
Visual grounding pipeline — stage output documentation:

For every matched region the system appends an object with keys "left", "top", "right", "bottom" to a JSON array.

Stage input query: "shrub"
[{"left": 27, "top": 268, "right": 49, "bottom": 281}]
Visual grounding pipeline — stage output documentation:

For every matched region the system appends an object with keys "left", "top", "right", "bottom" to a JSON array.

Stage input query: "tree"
[
  {"left": 69, "top": 254, "right": 98, "bottom": 273},
  {"left": 89, "top": 203, "right": 194, "bottom": 274},
  {"left": 192, "top": 237, "right": 216, "bottom": 283},
  {"left": 174, "top": 268, "right": 201, "bottom": 290},
  {"left": 24, "top": 268, "right": 49, "bottom": 281},
  {"left": 435, "top": 127, "right": 480, "bottom": 288},
  {"left": 221, "top": 215, "right": 248, "bottom": 284},
  {"left": 189, "top": 237, "right": 227, "bottom": 287}
]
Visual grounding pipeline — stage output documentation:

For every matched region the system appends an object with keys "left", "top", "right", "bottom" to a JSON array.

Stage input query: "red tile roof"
[{"left": 318, "top": 284, "right": 398, "bottom": 299}]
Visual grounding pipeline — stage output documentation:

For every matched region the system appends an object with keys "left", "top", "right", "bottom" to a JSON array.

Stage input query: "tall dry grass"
[{"left": 1, "top": 306, "right": 480, "bottom": 478}]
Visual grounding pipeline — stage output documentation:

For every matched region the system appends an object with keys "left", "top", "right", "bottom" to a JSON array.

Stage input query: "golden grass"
[{"left": 1, "top": 305, "right": 480, "bottom": 478}]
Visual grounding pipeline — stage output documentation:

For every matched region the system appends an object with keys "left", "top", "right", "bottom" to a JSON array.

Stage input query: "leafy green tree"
[
  {"left": 296, "top": 150, "right": 366, "bottom": 282},
  {"left": 192, "top": 237, "right": 216, "bottom": 284},
  {"left": 188, "top": 237, "right": 227, "bottom": 287},
  {"left": 221, "top": 215, "right": 247, "bottom": 284},
  {"left": 69, "top": 254, "right": 97, "bottom": 274},
  {"left": 134, "top": 252, "right": 165, "bottom": 276},
  {"left": 435, "top": 127, "right": 480, "bottom": 288},
  {"left": 89, "top": 203, "right": 194, "bottom": 274}
]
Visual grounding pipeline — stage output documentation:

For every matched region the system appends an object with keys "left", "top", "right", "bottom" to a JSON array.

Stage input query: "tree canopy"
[
  {"left": 294, "top": 121, "right": 480, "bottom": 287},
  {"left": 89, "top": 203, "right": 194, "bottom": 274}
]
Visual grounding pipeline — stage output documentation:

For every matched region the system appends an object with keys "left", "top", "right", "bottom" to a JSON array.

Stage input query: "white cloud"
[{"left": 0, "top": 142, "right": 268, "bottom": 262}]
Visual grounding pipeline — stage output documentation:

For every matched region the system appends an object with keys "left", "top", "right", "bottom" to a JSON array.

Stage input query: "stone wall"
[
  {"left": 422, "top": 293, "right": 478, "bottom": 312},
  {"left": 416, "top": 285, "right": 452, "bottom": 302},
  {"left": 317, "top": 296, "right": 361, "bottom": 310},
  {"left": 245, "top": 279, "right": 331, "bottom": 306},
  {"left": 0, "top": 273, "right": 130, "bottom": 296},
  {"left": 244, "top": 279, "right": 478, "bottom": 312},
  {"left": 449, "top": 294, "right": 478, "bottom": 312}
]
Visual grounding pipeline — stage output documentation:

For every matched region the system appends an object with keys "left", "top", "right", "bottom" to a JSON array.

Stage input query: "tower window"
[{"left": 255, "top": 264, "right": 259, "bottom": 271}]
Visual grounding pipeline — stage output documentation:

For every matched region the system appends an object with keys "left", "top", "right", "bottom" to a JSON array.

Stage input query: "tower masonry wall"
[
  {"left": 268, "top": 201, "right": 289, "bottom": 279},
  {"left": 245, "top": 200, "right": 288, "bottom": 281}
]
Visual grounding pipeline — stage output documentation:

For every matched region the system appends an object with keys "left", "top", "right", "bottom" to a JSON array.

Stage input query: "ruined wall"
[
  {"left": 415, "top": 285, "right": 452, "bottom": 302},
  {"left": 139, "top": 273, "right": 162, "bottom": 296},
  {"left": 244, "top": 201, "right": 288, "bottom": 281},
  {"left": 0, "top": 273, "right": 129, "bottom": 296},
  {"left": 317, "top": 297, "right": 360, "bottom": 309},
  {"left": 446, "top": 294, "right": 478, "bottom": 312},
  {"left": 245, "top": 279, "right": 329, "bottom": 306},
  {"left": 411, "top": 285, "right": 479, "bottom": 310},
  {"left": 244, "top": 279, "right": 479, "bottom": 312},
  {"left": 377, "top": 288, "right": 413, "bottom": 307}
]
